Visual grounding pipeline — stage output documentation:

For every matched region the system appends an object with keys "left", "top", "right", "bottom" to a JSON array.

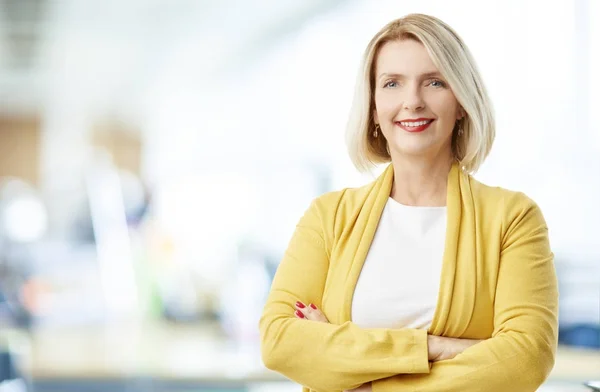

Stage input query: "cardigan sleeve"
[
  {"left": 371, "top": 193, "right": 559, "bottom": 392},
  {"left": 259, "top": 197, "right": 430, "bottom": 392}
]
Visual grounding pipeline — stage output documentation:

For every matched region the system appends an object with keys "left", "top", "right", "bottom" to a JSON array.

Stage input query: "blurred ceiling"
[{"left": 0, "top": 0, "right": 348, "bottom": 117}]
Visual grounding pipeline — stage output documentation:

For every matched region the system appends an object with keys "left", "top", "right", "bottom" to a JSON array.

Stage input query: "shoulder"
[
  {"left": 468, "top": 176, "right": 548, "bottom": 235},
  {"left": 299, "top": 179, "right": 378, "bottom": 244},
  {"left": 310, "top": 180, "right": 376, "bottom": 220}
]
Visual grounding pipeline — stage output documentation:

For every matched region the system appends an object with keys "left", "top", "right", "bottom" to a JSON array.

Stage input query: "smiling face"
[{"left": 373, "top": 39, "right": 464, "bottom": 161}]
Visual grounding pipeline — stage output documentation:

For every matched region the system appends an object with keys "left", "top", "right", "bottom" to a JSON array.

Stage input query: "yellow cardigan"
[{"left": 259, "top": 163, "right": 558, "bottom": 392}]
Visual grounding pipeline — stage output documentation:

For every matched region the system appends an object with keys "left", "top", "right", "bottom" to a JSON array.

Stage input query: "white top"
[{"left": 351, "top": 197, "right": 447, "bottom": 330}]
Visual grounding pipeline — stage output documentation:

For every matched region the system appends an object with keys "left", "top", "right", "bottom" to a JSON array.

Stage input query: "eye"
[
  {"left": 383, "top": 80, "right": 398, "bottom": 88},
  {"left": 429, "top": 79, "right": 447, "bottom": 88}
]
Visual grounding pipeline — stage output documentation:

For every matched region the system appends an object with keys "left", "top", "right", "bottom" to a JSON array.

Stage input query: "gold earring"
[
  {"left": 457, "top": 118, "right": 464, "bottom": 136},
  {"left": 374, "top": 124, "right": 380, "bottom": 138}
]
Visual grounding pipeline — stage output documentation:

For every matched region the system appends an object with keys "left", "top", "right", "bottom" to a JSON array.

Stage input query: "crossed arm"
[{"left": 292, "top": 302, "right": 482, "bottom": 392}]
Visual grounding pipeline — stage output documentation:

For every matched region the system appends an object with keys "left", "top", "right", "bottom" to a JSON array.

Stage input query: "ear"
[
  {"left": 456, "top": 107, "right": 465, "bottom": 120},
  {"left": 373, "top": 109, "right": 379, "bottom": 124}
]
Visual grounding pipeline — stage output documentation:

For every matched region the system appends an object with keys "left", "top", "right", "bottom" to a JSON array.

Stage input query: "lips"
[{"left": 395, "top": 119, "right": 434, "bottom": 133}]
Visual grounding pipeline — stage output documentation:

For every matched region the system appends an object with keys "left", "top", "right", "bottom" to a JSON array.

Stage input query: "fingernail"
[
  {"left": 295, "top": 310, "right": 305, "bottom": 319},
  {"left": 295, "top": 301, "right": 305, "bottom": 308},
  {"left": 310, "top": 303, "right": 317, "bottom": 310}
]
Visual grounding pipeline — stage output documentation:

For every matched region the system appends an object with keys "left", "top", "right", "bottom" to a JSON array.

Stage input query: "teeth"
[{"left": 399, "top": 120, "right": 432, "bottom": 127}]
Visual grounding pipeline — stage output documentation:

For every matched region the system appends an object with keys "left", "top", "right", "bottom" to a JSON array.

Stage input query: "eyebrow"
[{"left": 378, "top": 71, "right": 443, "bottom": 81}]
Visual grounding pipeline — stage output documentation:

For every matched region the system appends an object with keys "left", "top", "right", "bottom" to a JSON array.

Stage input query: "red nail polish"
[
  {"left": 310, "top": 303, "right": 317, "bottom": 310},
  {"left": 296, "top": 301, "right": 306, "bottom": 308},
  {"left": 295, "top": 310, "right": 305, "bottom": 318}
]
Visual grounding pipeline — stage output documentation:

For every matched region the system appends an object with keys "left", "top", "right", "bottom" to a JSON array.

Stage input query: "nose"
[{"left": 402, "top": 85, "right": 425, "bottom": 111}]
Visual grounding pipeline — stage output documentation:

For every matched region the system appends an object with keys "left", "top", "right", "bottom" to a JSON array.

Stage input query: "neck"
[{"left": 389, "top": 153, "right": 454, "bottom": 207}]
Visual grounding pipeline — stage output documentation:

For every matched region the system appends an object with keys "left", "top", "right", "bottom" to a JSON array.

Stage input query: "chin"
[
  {"left": 389, "top": 142, "right": 436, "bottom": 157},
  {"left": 387, "top": 132, "right": 451, "bottom": 159}
]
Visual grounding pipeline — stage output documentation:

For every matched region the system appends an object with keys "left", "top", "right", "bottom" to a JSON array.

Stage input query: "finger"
[
  {"left": 294, "top": 301, "right": 329, "bottom": 323},
  {"left": 303, "top": 303, "right": 329, "bottom": 323}
]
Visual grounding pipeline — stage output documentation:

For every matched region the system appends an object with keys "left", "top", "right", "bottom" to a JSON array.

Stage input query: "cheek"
[
  {"left": 374, "top": 94, "right": 397, "bottom": 117},
  {"left": 430, "top": 95, "right": 460, "bottom": 121}
]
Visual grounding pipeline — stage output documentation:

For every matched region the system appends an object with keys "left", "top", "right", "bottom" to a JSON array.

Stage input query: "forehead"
[{"left": 375, "top": 39, "right": 438, "bottom": 75}]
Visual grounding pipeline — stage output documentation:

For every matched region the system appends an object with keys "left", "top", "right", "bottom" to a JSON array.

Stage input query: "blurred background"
[{"left": 0, "top": 0, "right": 598, "bottom": 391}]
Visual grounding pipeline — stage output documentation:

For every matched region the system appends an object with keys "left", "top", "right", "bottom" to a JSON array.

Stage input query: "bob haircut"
[{"left": 346, "top": 14, "right": 495, "bottom": 174}]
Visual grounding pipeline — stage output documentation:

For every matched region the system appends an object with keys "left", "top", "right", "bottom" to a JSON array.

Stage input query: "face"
[{"left": 373, "top": 39, "right": 464, "bottom": 160}]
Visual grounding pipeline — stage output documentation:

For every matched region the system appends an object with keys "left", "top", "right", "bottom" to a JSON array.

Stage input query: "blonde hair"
[{"left": 346, "top": 14, "right": 495, "bottom": 174}]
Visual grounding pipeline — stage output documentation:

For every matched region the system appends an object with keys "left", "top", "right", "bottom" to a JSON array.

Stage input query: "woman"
[{"left": 259, "top": 13, "right": 558, "bottom": 392}]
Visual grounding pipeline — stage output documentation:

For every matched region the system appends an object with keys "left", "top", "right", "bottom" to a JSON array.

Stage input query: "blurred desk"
[
  {"left": 23, "top": 321, "right": 280, "bottom": 382},
  {"left": 2, "top": 322, "right": 600, "bottom": 391},
  {"left": 552, "top": 346, "right": 600, "bottom": 382}
]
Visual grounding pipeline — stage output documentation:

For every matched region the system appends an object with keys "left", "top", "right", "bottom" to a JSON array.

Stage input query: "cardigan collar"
[{"left": 342, "top": 161, "right": 477, "bottom": 337}]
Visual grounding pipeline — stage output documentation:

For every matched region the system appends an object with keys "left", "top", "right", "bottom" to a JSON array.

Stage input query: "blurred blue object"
[
  {"left": 0, "top": 351, "right": 17, "bottom": 381},
  {"left": 559, "top": 324, "right": 600, "bottom": 349},
  {"left": 0, "top": 351, "right": 27, "bottom": 392}
]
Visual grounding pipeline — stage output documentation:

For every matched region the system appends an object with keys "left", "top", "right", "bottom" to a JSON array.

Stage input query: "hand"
[
  {"left": 427, "top": 334, "right": 484, "bottom": 362},
  {"left": 345, "top": 382, "right": 372, "bottom": 392},
  {"left": 294, "top": 302, "right": 371, "bottom": 392},
  {"left": 294, "top": 301, "right": 329, "bottom": 323}
]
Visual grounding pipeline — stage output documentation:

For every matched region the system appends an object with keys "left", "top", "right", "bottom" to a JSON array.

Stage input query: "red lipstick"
[{"left": 395, "top": 118, "right": 434, "bottom": 133}]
